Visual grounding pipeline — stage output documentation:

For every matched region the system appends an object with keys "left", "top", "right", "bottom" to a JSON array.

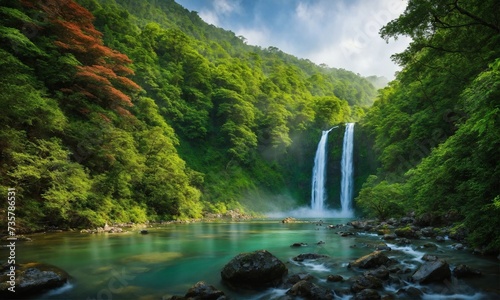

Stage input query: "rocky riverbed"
[{"left": 169, "top": 216, "right": 500, "bottom": 300}]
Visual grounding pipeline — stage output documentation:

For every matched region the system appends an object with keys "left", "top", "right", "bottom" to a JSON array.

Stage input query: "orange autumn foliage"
[{"left": 21, "top": 0, "right": 140, "bottom": 115}]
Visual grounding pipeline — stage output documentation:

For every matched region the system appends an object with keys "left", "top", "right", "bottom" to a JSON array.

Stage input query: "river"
[{"left": 11, "top": 219, "right": 500, "bottom": 299}]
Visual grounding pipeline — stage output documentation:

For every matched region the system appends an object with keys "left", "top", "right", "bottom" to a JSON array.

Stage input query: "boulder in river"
[
  {"left": 286, "top": 273, "right": 314, "bottom": 285},
  {"left": 397, "top": 286, "right": 423, "bottom": 299},
  {"left": 184, "top": 281, "right": 226, "bottom": 299},
  {"left": 348, "top": 251, "right": 389, "bottom": 269},
  {"left": 452, "top": 264, "right": 482, "bottom": 278},
  {"left": 394, "top": 226, "right": 419, "bottom": 239},
  {"left": 293, "top": 253, "right": 329, "bottom": 262},
  {"left": 286, "top": 280, "right": 334, "bottom": 300},
  {"left": 363, "top": 266, "right": 389, "bottom": 280},
  {"left": 0, "top": 262, "right": 69, "bottom": 298},
  {"left": 350, "top": 221, "right": 373, "bottom": 230},
  {"left": 382, "top": 233, "right": 397, "bottom": 241},
  {"left": 435, "top": 236, "right": 446, "bottom": 243},
  {"left": 220, "top": 250, "right": 287, "bottom": 289},
  {"left": 168, "top": 281, "right": 226, "bottom": 300},
  {"left": 353, "top": 288, "right": 381, "bottom": 300},
  {"left": 350, "top": 275, "right": 383, "bottom": 293},
  {"left": 411, "top": 259, "right": 451, "bottom": 284}
]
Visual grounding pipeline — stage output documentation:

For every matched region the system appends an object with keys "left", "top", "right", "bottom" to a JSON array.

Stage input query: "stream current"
[{"left": 8, "top": 219, "right": 499, "bottom": 299}]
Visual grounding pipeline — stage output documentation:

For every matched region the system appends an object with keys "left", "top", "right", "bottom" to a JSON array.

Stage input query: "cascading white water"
[
  {"left": 340, "top": 123, "right": 355, "bottom": 217},
  {"left": 311, "top": 127, "right": 336, "bottom": 211}
]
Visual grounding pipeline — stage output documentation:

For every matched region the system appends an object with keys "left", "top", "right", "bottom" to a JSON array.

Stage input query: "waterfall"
[
  {"left": 311, "top": 127, "right": 336, "bottom": 211},
  {"left": 340, "top": 123, "right": 355, "bottom": 217}
]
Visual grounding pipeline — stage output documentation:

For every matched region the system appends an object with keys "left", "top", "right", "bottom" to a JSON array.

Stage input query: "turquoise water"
[{"left": 7, "top": 219, "right": 500, "bottom": 299}]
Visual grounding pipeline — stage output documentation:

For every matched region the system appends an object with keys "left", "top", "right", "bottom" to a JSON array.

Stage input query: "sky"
[{"left": 174, "top": 0, "right": 411, "bottom": 80}]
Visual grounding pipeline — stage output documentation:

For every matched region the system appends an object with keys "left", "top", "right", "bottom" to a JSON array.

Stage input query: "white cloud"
[
  {"left": 199, "top": 10, "right": 220, "bottom": 26},
  {"left": 236, "top": 27, "right": 271, "bottom": 46},
  {"left": 213, "top": 0, "right": 240, "bottom": 14},
  {"left": 289, "top": 0, "right": 410, "bottom": 78},
  {"left": 177, "top": 0, "right": 411, "bottom": 79},
  {"left": 198, "top": 0, "right": 242, "bottom": 27}
]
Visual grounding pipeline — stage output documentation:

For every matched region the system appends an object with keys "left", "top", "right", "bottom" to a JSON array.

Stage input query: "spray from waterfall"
[{"left": 269, "top": 124, "right": 356, "bottom": 219}]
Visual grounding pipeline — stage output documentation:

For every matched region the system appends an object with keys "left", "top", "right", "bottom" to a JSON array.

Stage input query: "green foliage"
[
  {"left": 355, "top": 176, "right": 405, "bottom": 220},
  {"left": 359, "top": 0, "right": 500, "bottom": 250},
  {"left": 0, "top": 0, "right": 376, "bottom": 232}
]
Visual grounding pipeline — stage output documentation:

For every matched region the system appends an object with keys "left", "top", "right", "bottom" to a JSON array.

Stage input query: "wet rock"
[
  {"left": 0, "top": 262, "right": 69, "bottom": 297},
  {"left": 326, "top": 274, "right": 344, "bottom": 282},
  {"left": 449, "top": 227, "right": 467, "bottom": 242},
  {"left": 452, "top": 264, "right": 482, "bottom": 278},
  {"left": 396, "top": 238, "right": 412, "bottom": 246},
  {"left": 317, "top": 241, "right": 326, "bottom": 245},
  {"left": 293, "top": 253, "right": 329, "bottom": 262},
  {"left": 411, "top": 259, "right": 451, "bottom": 284},
  {"left": 184, "top": 281, "right": 226, "bottom": 300},
  {"left": 387, "top": 274, "right": 403, "bottom": 287},
  {"left": 340, "top": 231, "right": 355, "bottom": 237},
  {"left": 286, "top": 273, "right": 314, "bottom": 285},
  {"left": 333, "top": 287, "right": 352, "bottom": 298},
  {"left": 374, "top": 243, "right": 391, "bottom": 251},
  {"left": 386, "top": 218, "right": 398, "bottom": 226},
  {"left": 353, "top": 288, "right": 381, "bottom": 300},
  {"left": 286, "top": 280, "right": 334, "bottom": 300},
  {"left": 399, "top": 217, "right": 414, "bottom": 225},
  {"left": 109, "top": 227, "right": 123, "bottom": 233},
  {"left": 220, "top": 250, "right": 287, "bottom": 289},
  {"left": 350, "top": 221, "right": 369, "bottom": 230},
  {"left": 381, "top": 294, "right": 396, "bottom": 300},
  {"left": 348, "top": 251, "right": 389, "bottom": 269},
  {"left": 422, "top": 254, "right": 438, "bottom": 262},
  {"left": 394, "top": 226, "right": 419, "bottom": 239},
  {"left": 435, "top": 236, "right": 445, "bottom": 243},
  {"left": 290, "top": 242, "right": 308, "bottom": 247},
  {"left": 282, "top": 217, "right": 296, "bottom": 223},
  {"left": 140, "top": 230, "right": 148, "bottom": 234},
  {"left": 420, "top": 227, "right": 436, "bottom": 237},
  {"left": 350, "top": 275, "right": 383, "bottom": 293},
  {"left": 377, "top": 229, "right": 389, "bottom": 236},
  {"left": 472, "top": 248, "right": 485, "bottom": 255},
  {"left": 453, "top": 243, "right": 465, "bottom": 250},
  {"left": 397, "top": 286, "right": 423, "bottom": 299},
  {"left": 422, "top": 242, "right": 437, "bottom": 249},
  {"left": 363, "top": 266, "right": 389, "bottom": 280},
  {"left": 382, "top": 234, "right": 397, "bottom": 241}
]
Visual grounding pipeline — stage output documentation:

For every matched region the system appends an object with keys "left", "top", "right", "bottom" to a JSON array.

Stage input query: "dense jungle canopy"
[{"left": 0, "top": 0, "right": 498, "bottom": 252}]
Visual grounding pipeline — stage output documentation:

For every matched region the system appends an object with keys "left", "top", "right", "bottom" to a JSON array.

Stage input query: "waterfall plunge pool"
[{"left": 10, "top": 219, "right": 500, "bottom": 299}]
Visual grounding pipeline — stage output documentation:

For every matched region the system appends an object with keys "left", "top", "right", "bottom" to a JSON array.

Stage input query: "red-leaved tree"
[{"left": 21, "top": 0, "right": 140, "bottom": 115}]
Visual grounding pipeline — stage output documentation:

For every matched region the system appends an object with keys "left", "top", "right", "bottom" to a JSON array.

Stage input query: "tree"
[
  {"left": 21, "top": 0, "right": 140, "bottom": 115},
  {"left": 355, "top": 176, "right": 405, "bottom": 220}
]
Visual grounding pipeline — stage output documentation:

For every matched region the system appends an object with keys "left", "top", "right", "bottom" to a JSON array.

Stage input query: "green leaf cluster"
[{"left": 357, "top": 0, "right": 500, "bottom": 251}]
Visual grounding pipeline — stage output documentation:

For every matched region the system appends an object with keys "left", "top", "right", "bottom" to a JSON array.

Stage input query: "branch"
[
  {"left": 433, "top": 14, "right": 487, "bottom": 30},
  {"left": 453, "top": 0, "right": 500, "bottom": 34}
]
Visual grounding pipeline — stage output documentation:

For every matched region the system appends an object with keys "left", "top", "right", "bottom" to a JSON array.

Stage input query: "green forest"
[{"left": 0, "top": 0, "right": 498, "bottom": 253}]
